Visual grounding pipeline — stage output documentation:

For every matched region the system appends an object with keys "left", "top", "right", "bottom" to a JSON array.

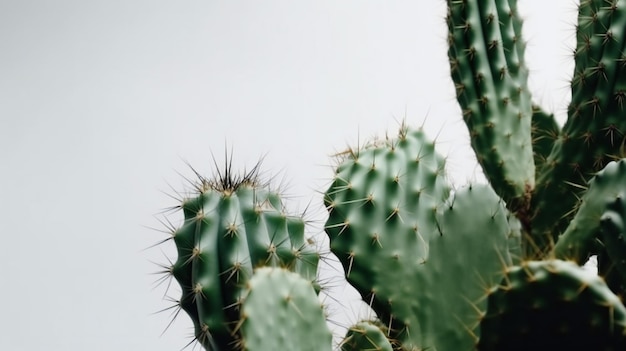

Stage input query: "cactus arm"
[
  {"left": 166, "top": 166, "right": 320, "bottom": 349},
  {"left": 532, "top": 0, "right": 626, "bottom": 247},
  {"left": 477, "top": 260, "right": 626, "bottom": 350},
  {"left": 446, "top": 0, "right": 535, "bottom": 211}
]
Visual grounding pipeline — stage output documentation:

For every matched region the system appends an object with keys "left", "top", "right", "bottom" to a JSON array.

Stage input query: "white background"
[{"left": 1, "top": 1, "right": 578, "bottom": 349}]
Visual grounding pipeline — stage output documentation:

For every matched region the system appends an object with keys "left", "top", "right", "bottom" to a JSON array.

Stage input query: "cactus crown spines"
[{"left": 189, "top": 155, "right": 264, "bottom": 195}]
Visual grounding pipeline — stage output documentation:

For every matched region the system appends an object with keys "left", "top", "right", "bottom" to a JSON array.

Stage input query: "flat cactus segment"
[
  {"left": 446, "top": 0, "right": 535, "bottom": 208},
  {"left": 553, "top": 159, "right": 626, "bottom": 263},
  {"left": 477, "top": 260, "right": 626, "bottom": 351},
  {"left": 532, "top": 0, "right": 626, "bottom": 247},
  {"left": 239, "top": 267, "right": 332, "bottom": 351},
  {"left": 340, "top": 321, "right": 395, "bottom": 351},
  {"left": 168, "top": 167, "right": 319, "bottom": 350},
  {"left": 421, "top": 184, "right": 515, "bottom": 351},
  {"left": 325, "top": 126, "right": 517, "bottom": 350},
  {"left": 324, "top": 126, "right": 450, "bottom": 344}
]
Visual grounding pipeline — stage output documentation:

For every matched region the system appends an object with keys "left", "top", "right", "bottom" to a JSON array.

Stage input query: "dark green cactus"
[
  {"left": 159, "top": 161, "right": 322, "bottom": 350},
  {"left": 154, "top": 1, "right": 626, "bottom": 350},
  {"left": 239, "top": 267, "right": 331, "bottom": 351}
]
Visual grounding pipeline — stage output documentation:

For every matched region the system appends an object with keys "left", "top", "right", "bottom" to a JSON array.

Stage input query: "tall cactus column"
[{"left": 446, "top": 0, "right": 535, "bottom": 215}]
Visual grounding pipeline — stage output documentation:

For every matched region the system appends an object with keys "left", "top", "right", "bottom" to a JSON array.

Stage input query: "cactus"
[
  {"left": 153, "top": 0, "right": 626, "bottom": 350},
  {"left": 156, "top": 160, "right": 322, "bottom": 350}
]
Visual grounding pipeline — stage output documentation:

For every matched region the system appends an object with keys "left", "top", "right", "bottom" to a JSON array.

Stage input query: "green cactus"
[
  {"left": 446, "top": 0, "right": 535, "bottom": 212},
  {"left": 154, "top": 1, "right": 626, "bottom": 350},
  {"left": 159, "top": 161, "right": 321, "bottom": 350},
  {"left": 553, "top": 159, "right": 626, "bottom": 263},
  {"left": 324, "top": 129, "right": 518, "bottom": 349},
  {"left": 532, "top": 0, "right": 626, "bottom": 251}
]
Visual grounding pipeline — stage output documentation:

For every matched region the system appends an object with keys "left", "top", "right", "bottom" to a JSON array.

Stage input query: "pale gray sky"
[{"left": 0, "top": 1, "right": 576, "bottom": 349}]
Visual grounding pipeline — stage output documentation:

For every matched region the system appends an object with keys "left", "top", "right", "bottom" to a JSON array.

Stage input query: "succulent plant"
[{"left": 154, "top": 0, "right": 626, "bottom": 350}]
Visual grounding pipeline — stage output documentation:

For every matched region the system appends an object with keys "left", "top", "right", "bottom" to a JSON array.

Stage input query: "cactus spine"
[{"left": 153, "top": 0, "right": 626, "bottom": 350}]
